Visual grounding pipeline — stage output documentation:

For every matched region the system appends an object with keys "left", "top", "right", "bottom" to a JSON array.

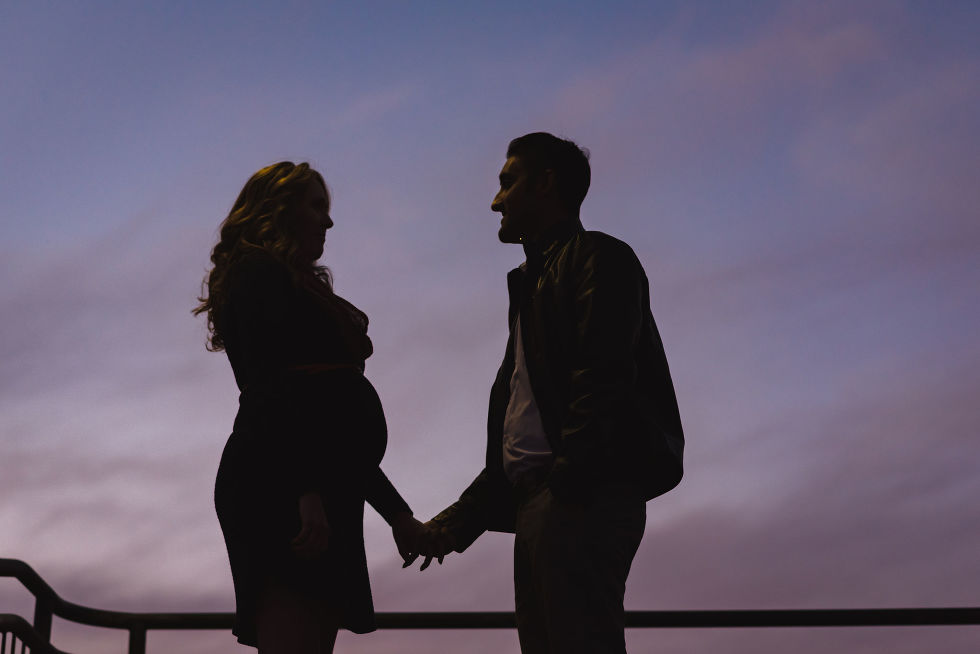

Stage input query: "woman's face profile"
[{"left": 292, "top": 180, "right": 333, "bottom": 261}]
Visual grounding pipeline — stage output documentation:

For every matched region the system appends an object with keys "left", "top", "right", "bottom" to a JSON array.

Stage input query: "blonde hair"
[{"left": 194, "top": 162, "right": 330, "bottom": 351}]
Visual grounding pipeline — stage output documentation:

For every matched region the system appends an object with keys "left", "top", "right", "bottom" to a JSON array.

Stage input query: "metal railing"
[
  {"left": 0, "top": 614, "right": 69, "bottom": 654},
  {"left": 2, "top": 558, "right": 978, "bottom": 653}
]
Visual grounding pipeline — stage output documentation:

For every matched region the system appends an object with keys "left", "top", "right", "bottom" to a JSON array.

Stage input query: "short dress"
[{"left": 213, "top": 249, "right": 411, "bottom": 646}]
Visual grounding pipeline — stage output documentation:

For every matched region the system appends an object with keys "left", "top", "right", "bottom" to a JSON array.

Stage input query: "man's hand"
[
  {"left": 292, "top": 492, "right": 330, "bottom": 559},
  {"left": 401, "top": 520, "right": 458, "bottom": 571}
]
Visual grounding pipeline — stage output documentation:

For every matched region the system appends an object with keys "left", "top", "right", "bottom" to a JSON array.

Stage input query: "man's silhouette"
[{"left": 421, "top": 132, "right": 684, "bottom": 654}]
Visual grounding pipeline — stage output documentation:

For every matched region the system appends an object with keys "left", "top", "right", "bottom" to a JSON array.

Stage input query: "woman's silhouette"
[{"left": 195, "top": 162, "right": 427, "bottom": 653}]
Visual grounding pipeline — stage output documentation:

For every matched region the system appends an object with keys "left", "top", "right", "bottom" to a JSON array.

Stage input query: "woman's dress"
[{"left": 213, "top": 249, "right": 410, "bottom": 646}]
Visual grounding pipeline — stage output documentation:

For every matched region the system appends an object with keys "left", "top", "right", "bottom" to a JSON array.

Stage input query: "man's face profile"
[{"left": 492, "top": 155, "right": 541, "bottom": 244}]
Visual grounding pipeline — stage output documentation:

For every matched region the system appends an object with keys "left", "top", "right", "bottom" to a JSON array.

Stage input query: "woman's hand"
[
  {"left": 391, "top": 512, "right": 430, "bottom": 566},
  {"left": 292, "top": 492, "right": 331, "bottom": 559}
]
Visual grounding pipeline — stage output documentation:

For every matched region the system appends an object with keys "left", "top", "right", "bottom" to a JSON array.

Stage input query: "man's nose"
[
  {"left": 491, "top": 193, "right": 503, "bottom": 213},
  {"left": 323, "top": 214, "right": 334, "bottom": 229}
]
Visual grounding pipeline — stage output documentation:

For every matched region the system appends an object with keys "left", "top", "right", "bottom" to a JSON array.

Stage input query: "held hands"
[
  {"left": 391, "top": 514, "right": 457, "bottom": 571},
  {"left": 419, "top": 521, "right": 457, "bottom": 571},
  {"left": 402, "top": 520, "right": 456, "bottom": 572},
  {"left": 292, "top": 498, "right": 457, "bottom": 569},
  {"left": 292, "top": 492, "right": 331, "bottom": 559}
]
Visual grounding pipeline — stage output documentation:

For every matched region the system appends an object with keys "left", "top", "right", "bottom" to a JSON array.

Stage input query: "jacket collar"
[{"left": 521, "top": 217, "right": 584, "bottom": 272}]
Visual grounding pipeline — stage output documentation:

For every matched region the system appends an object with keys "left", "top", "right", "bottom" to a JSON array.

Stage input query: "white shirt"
[{"left": 502, "top": 315, "right": 553, "bottom": 482}]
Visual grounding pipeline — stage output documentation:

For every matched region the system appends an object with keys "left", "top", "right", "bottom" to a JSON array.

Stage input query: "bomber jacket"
[{"left": 433, "top": 218, "right": 684, "bottom": 551}]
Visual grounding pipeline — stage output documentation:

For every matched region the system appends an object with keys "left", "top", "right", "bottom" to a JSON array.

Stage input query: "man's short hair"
[{"left": 507, "top": 132, "right": 591, "bottom": 213}]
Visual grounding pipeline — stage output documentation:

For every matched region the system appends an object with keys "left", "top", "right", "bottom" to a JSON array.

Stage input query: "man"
[{"left": 413, "top": 132, "right": 684, "bottom": 653}]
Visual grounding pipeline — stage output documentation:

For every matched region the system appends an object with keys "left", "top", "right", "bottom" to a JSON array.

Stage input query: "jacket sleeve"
[
  {"left": 365, "top": 467, "right": 413, "bottom": 525},
  {"left": 548, "top": 239, "right": 647, "bottom": 501},
  {"left": 431, "top": 468, "right": 497, "bottom": 552}
]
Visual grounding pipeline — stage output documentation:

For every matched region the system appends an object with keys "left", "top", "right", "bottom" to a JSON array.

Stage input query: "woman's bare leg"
[{"left": 256, "top": 578, "right": 340, "bottom": 654}]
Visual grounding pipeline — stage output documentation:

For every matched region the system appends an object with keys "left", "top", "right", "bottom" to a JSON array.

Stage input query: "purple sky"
[{"left": 2, "top": 1, "right": 978, "bottom": 652}]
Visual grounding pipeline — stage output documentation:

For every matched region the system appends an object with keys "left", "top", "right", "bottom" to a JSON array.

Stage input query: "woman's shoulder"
[
  {"left": 231, "top": 247, "right": 291, "bottom": 277},
  {"left": 228, "top": 248, "right": 294, "bottom": 295}
]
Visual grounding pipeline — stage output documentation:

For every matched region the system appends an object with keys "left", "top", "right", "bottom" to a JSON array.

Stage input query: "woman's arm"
[
  {"left": 228, "top": 251, "right": 298, "bottom": 381},
  {"left": 365, "top": 467, "right": 412, "bottom": 524},
  {"left": 365, "top": 468, "right": 436, "bottom": 564},
  {"left": 291, "top": 491, "right": 331, "bottom": 559},
  {"left": 228, "top": 252, "right": 321, "bottom": 495}
]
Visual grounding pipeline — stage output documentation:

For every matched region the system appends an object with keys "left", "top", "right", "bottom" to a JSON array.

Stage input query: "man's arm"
[
  {"left": 548, "top": 237, "right": 647, "bottom": 501},
  {"left": 429, "top": 468, "right": 499, "bottom": 553},
  {"left": 403, "top": 468, "right": 497, "bottom": 570}
]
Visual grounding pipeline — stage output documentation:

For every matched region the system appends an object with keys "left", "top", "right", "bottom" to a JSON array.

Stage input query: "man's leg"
[
  {"left": 514, "top": 510, "right": 549, "bottom": 654},
  {"left": 514, "top": 485, "right": 646, "bottom": 654}
]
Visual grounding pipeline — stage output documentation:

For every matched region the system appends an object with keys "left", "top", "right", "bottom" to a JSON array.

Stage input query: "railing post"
[
  {"left": 128, "top": 624, "right": 147, "bottom": 654},
  {"left": 32, "top": 596, "right": 53, "bottom": 642}
]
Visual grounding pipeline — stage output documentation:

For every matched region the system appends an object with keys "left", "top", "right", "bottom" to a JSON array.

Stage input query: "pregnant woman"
[{"left": 195, "top": 162, "right": 427, "bottom": 653}]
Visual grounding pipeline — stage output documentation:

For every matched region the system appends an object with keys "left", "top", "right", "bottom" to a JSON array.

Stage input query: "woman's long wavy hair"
[{"left": 194, "top": 161, "right": 331, "bottom": 351}]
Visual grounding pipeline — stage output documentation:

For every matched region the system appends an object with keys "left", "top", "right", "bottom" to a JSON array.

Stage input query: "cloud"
[
  {"left": 330, "top": 81, "right": 423, "bottom": 130},
  {"left": 794, "top": 57, "right": 980, "bottom": 219},
  {"left": 548, "top": 2, "right": 888, "bottom": 171},
  {"left": 2, "top": 3, "right": 978, "bottom": 653},
  {"left": 543, "top": 0, "right": 979, "bottom": 264}
]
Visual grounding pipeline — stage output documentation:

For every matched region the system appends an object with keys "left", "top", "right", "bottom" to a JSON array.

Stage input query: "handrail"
[
  {"left": 0, "top": 614, "right": 69, "bottom": 654},
  {"left": 2, "top": 558, "right": 978, "bottom": 654},
  {"left": 374, "top": 608, "right": 980, "bottom": 628}
]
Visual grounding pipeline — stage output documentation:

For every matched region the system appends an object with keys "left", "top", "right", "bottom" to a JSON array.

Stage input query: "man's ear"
[{"left": 537, "top": 168, "right": 558, "bottom": 196}]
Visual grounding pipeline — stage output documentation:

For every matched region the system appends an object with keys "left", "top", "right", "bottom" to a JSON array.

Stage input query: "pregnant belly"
[{"left": 268, "top": 369, "right": 389, "bottom": 467}]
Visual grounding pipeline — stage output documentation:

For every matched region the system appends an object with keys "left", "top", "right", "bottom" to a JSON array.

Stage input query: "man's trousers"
[{"left": 513, "top": 482, "right": 646, "bottom": 654}]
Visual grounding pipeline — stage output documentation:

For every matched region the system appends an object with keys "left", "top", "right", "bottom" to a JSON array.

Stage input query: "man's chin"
[{"left": 497, "top": 226, "right": 522, "bottom": 244}]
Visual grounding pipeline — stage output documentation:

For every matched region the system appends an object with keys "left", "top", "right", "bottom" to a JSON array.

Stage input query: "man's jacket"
[{"left": 434, "top": 219, "right": 684, "bottom": 551}]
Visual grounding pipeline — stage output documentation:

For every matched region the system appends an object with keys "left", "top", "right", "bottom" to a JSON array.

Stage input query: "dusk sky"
[{"left": 1, "top": 1, "right": 978, "bottom": 652}]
